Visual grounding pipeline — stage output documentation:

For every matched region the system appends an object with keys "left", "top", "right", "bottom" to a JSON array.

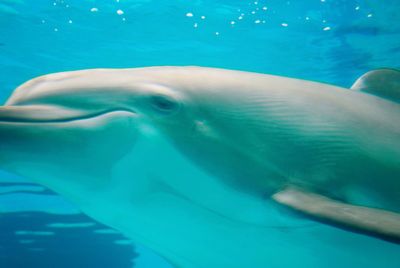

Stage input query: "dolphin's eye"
[{"left": 150, "top": 95, "right": 179, "bottom": 114}]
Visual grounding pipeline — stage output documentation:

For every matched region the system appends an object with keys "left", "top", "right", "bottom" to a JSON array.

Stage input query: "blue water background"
[{"left": 0, "top": 0, "right": 399, "bottom": 267}]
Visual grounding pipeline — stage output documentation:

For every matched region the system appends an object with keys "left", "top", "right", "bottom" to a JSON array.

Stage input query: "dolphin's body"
[{"left": 0, "top": 67, "right": 399, "bottom": 267}]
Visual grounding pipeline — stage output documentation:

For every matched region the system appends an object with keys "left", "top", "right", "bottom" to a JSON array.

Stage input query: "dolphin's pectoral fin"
[
  {"left": 351, "top": 68, "right": 400, "bottom": 103},
  {"left": 272, "top": 186, "right": 400, "bottom": 243}
]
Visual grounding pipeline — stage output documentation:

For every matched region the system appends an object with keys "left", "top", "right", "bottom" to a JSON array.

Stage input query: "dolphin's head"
[
  {"left": 0, "top": 69, "right": 157, "bottom": 190},
  {"left": 0, "top": 67, "right": 207, "bottom": 187},
  {"left": 0, "top": 67, "right": 268, "bottom": 194}
]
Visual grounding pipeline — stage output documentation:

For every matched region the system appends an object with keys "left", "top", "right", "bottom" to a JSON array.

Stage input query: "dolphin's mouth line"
[{"left": 0, "top": 106, "right": 137, "bottom": 124}]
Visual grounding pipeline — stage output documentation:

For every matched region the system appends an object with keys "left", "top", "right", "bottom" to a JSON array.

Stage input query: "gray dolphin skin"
[{"left": 0, "top": 66, "right": 399, "bottom": 267}]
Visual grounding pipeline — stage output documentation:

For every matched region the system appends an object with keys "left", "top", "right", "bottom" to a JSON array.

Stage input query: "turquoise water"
[{"left": 0, "top": 0, "right": 399, "bottom": 267}]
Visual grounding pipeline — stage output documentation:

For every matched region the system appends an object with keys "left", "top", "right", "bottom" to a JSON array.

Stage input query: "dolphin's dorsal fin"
[
  {"left": 272, "top": 186, "right": 400, "bottom": 243},
  {"left": 351, "top": 69, "right": 400, "bottom": 103}
]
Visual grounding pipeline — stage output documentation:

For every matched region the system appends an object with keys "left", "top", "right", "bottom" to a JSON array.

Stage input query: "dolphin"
[{"left": 0, "top": 66, "right": 399, "bottom": 267}]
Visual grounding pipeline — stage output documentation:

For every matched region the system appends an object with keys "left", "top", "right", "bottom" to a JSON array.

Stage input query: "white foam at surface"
[
  {"left": 47, "top": 222, "right": 96, "bottom": 228},
  {"left": 15, "top": 230, "right": 54, "bottom": 236}
]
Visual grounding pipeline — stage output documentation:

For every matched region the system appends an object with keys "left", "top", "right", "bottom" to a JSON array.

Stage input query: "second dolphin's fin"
[
  {"left": 351, "top": 68, "right": 400, "bottom": 103},
  {"left": 272, "top": 186, "right": 400, "bottom": 243}
]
